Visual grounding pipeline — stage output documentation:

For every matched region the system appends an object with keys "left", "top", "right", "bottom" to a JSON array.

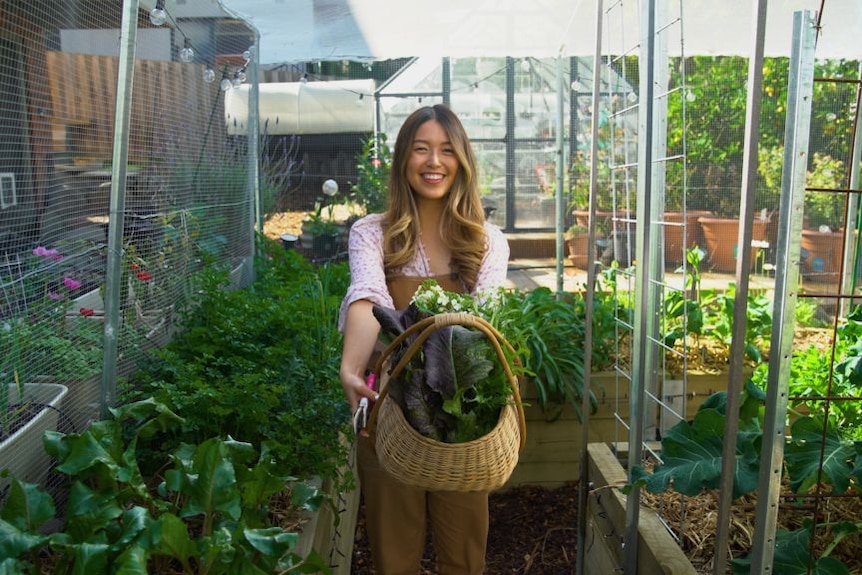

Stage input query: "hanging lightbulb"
[
  {"left": 203, "top": 64, "right": 216, "bottom": 84},
  {"left": 242, "top": 50, "right": 252, "bottom": 62},
  {"left": 236, "top": 67, "right": 247, "bottom": 83},
  {"left": 685, "top": 89, "right": 696, "bottom": 102},
  {"left": 149, "top": 0, "right": 167, "bottom": 26},
  {"left": 220, "top": 77, "right": 232, "bottom": 91},
  {"left": 180, "top": 38, "right": 194, "bottom": 63},
  {"left": 231, "top": 71, "right": 243, "bottom": 88}
]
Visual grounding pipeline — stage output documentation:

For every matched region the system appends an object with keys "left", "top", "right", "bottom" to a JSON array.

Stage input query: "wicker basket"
[{"left": 367, "top": 312, "right": 526, "bottom": 492}]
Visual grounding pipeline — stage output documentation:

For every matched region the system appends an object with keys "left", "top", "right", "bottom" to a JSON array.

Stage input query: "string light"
[
  {"left": 203, "top": 63, "right": 216, "bottom": 84},
  {"left": 220, "top": 75, "right": 233, "bottom": 91},
  {"left": 236, "top": 67, "right": 247, "bottom": 83},
  {"left": 231, "top": 71, "right": 243, "bottom": 88},
  {"left": 180, "top": 38, "right": 194, "bottom": 63},
  {"left": 149, "top": 0, "right": 167, "bottom": 26}
]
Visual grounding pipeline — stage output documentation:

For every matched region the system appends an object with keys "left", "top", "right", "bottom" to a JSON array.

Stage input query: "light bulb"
[
  {"left": 180, "top": 39, "right": 194, "bottom": 63},
  {"left": 685, "top": 89, "right": 696, "bottom": 102},
  {"left": 236, "top": 68, "right": 247, "bottom": 83},
  {"left": 243, "top": 50, "right": 252, "bottom": 61},
  {"left": 220, "top": 78, "right": 232, "bottom": 91},
  {"left": 149, "top": 0, "right": 167, "bottom": 26},
  {"left": 322, "top": 179, "right": 339, "bottom": 196},
  {"left": 231, "top": 73, "right": 243, "bottom": 88},
  {"left": 203, "top": 65, "right": 216, "bottom": 84}
]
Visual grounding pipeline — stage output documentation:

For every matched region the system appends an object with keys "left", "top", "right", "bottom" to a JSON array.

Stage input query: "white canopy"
[{"left": 217, "top": 0, "right": 862, "bottom": 65}]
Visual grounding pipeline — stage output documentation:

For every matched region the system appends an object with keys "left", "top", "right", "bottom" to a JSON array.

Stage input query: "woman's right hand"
[{"left": 340, "top": 370, "right": 379, "bottom": 414}]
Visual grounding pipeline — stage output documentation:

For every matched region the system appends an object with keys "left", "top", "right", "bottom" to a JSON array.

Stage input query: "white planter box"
[{"left": 0, "top": 383, "right": 69, "bottom": 494}]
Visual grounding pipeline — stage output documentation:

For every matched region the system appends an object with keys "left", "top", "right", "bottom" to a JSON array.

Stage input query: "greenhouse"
[{"left": 1, "top": 0, "right": 861, "bottom": 573}]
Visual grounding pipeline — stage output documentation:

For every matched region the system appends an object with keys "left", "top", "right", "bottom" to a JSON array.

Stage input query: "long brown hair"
[{"left": 382, "top": 104, "right": 486, "bottom": 291}]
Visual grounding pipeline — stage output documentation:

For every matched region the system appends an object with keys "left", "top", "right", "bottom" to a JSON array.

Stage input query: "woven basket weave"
[{"left": 367, "top": 312, "right": 526, "bottom": 492}]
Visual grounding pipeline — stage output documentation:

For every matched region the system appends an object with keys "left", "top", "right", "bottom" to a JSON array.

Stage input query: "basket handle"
[{"left": 367, "top": 312, "right": 526, "bottom": 451}]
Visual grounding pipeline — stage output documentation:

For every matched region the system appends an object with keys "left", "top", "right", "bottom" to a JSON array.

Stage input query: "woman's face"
[{"left": 406, "top": 119, "right": 460, "bottom": 203}]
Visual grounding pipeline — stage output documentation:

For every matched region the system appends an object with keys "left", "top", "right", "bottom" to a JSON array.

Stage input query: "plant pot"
[
  {"left": 698, "top": 216, "right": 769, "bottom": 273},
  {"left": 301, "top": 232, "right": 342, "bottom": 260},
  {"left": 0, "top": 383, "right": 69, "bottom": 495},
  {"left": 280, "top": 233, "right": 299, "bottom": 250},
  {"left": 800, "top": 228, "right": 845, "bottom": 283},
  {"left": 663, "top": 210, "right": 712, "bottom": 264},
  {"left": 567, "top": 234, "right": 597, "bottom": 270}
]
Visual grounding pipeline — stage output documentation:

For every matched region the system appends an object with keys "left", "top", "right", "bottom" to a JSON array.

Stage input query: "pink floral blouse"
[{"left": 338, "top": 213, "right": 510, "bottom": 329}]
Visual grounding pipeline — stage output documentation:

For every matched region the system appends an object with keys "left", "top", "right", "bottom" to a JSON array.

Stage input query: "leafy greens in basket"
[{"left": 372, "top": 282, "right": 519, "bottom": 443}]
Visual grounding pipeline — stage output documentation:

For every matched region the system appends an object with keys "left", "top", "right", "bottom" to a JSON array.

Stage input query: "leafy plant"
[
  {"left": 376, "top": 284, "right": 519, "bottom": 443},
  {"left": 123, "top": 237, "right": 351, "bottom": 480},
  {"left": 0, "top": 398, "right": 328, "bottom": 574},
  {"left": 408, "top": 281, "right": 603, "bottom": 422},
  {"left": 350, "top": 133, "right": 391, "bottom": 215},
  {"left": 629, "top": 356, "right": 862, "bottom": 572}
]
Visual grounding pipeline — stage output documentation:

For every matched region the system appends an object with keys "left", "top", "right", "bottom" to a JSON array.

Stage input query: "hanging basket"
[{"left": 367, "top": 312, "right": 526, "bottom": 492}]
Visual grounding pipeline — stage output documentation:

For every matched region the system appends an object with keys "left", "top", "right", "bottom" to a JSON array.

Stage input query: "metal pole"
[
  {"left": 248, "top": 39, "right": 260, "bottom": 285},
  {"left": 840, "top": 63, "right": 862, "bottom": 311},
  {"left": 623, "top": 0, "right": 656, "bottom": 571},
  {"left": 712, "top": 1, "right": 767, "bottom": 572},
  {"left": 555, "top": 55, "right": 565, "bottom": 295},
  {"left": 100, "top": 0, "right": 139, "bottom": 419},
  {"left": 576, "top": 1, "right": 604, "bottom": 572},
  {"left": 750, "top": 11, "right": 816, "bottom": 573}
]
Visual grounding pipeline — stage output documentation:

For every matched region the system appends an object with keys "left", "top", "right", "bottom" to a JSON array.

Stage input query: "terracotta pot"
[
  {"left": 800, "top": 229, "right": 845, "bottom": 282},
  {"left": 567, "top": 234, "right": 595, "bottom": 270},
  {"left": 663, "top": 210, "right": 712, "bottom": 264},
  {"left": 698, "top": 216, "right": 770, "bottom": 273},
  {"left": 572, "top": 208, "right": 633, "bottom": 232}
]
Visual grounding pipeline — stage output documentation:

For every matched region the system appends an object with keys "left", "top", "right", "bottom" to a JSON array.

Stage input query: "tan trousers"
[{"left": 357, "top": 436, "right": 489, "bottom": 574}]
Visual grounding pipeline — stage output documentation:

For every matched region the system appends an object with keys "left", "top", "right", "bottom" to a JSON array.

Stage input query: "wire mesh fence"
[{"left": 0, "top": 0, "right": 256, "bottom": 492}]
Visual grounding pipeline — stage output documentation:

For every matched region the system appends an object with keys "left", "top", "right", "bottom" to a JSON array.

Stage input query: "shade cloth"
[{"left": 217, "top": 0, "right": 862, "bottom": 65}]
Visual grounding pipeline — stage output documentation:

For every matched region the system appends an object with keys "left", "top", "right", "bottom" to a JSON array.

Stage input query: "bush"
[{"left": 125, "top": 237, "right": 351, "bottom": 481}]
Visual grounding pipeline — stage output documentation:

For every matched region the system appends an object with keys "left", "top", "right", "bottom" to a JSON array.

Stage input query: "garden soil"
[{"left": 350, "top": 482, "right": 579, "bottom": 574}]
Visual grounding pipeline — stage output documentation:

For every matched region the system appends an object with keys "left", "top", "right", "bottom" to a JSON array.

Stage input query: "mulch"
[{"left": 350, "top": 482, "right": 579, "bottom": 574}]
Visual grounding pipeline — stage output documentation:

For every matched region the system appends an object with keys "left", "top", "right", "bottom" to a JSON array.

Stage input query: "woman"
[{"left": 339, "top": 104, "right": 509, "bottom": 574}]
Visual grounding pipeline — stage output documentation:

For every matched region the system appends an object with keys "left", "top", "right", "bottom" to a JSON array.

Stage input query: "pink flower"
[
  {"left": 32, "top": 246, "right": 49, "bottom": 256},
  {"left": 48, "top": 291, "right": 64, "bottom": 300},
  {"left": 63, "top": 277, "right": 82, "bottom": 290}
]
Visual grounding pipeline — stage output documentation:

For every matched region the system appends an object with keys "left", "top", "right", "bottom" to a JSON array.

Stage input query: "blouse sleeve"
[
  {"left": 473, "top": 223, "right": 510, "bottom": 293},
  {"left": 338, "top": 215, "right": 394, "bottom": 330}
]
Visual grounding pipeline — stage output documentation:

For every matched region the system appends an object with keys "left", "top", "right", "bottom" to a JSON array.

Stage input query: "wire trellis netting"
[{"left": 0, "top": 0, "right": 257, "bottom": 493}]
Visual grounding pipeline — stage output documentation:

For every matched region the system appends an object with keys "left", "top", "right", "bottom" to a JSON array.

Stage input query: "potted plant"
[
  {"left": 0, "top": 245, "right": 102, "bottom": 491},
  {"left": 565, "top": 223, "right": 596, "bottom": 270},
  {"left": 301, "top": 181, "right": 345, "bottom": 260},
  {"left": 799, "top": 152, "right": 847, "bottom": 281}
]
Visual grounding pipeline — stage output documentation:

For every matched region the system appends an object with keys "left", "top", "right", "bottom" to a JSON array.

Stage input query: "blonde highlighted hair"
[{"left": 382, "top": 105, "right": 486, "bottom": 291}]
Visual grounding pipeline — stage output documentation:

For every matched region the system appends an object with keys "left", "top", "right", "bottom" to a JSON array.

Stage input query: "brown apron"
[{"left": 358, "top": 273, "right": 488, "bottom": 575}]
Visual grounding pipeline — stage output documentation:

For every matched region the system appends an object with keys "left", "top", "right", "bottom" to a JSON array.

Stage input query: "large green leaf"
[
  {"left": 243, "top": 526, "right": 299, "bottom": 556},
  {"left": 149, "top": 513, "right": 197, "bottom": 565},
  {"left": 0, "top": 478, "right": 54, "bottom": 532},
  {"left": 64, "top": 481, "right": 123, "bottom": 542},
  {"left": 630, "top": 408, "right": 760, "bottom": 498},
  {"left": 179, "top": 438, "right": 242, "bottom": 522},
  {"left": 785, "top": 416, "right": 855, "bottom": 493},
  {"left": 731, "top": 526, "right": 849, "bottom": 575}
]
